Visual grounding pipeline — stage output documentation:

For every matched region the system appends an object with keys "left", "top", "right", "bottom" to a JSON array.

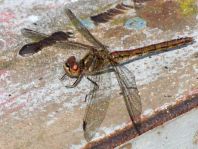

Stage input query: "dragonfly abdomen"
[{"left": 111, "top": 37, "right": 193, "bottom": 62}]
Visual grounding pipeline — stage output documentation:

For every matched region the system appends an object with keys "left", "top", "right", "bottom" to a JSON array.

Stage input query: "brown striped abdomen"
[{"left": 111, "top": 37, "right": 193, "bottom": 62}]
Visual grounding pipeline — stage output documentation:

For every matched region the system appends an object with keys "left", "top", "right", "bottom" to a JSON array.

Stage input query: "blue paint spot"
[
  {"left": 124, "top": 17, "right": 147, "bottom": 30},
  {"left": 80, "top": 18, "right": 95, "bottom": 29}
]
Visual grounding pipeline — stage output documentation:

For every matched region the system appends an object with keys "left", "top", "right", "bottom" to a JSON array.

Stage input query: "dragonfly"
[{"left": 19, "top": 6, "right": 193, "bottom": 141}]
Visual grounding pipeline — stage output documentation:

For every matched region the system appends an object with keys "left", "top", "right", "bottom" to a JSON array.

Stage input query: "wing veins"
[{"left": 65, "top": 8, "right": 107, "bottom": 49}]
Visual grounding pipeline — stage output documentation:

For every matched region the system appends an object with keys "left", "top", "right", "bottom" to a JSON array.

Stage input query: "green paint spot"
[
  {"left": 178, "top": 0, "right": 198, "bottom": 15},
  {"left": 111, "top": 17, "right": 127, "bottom": 26}
]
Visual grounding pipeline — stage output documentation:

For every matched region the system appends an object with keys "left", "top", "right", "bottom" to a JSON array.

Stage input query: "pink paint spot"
[
  {"left": 0, "top": 11, "right": 15, "bottom": 23},
  {"left": 0, "top": 69, "right": 9, "bottom": 75},
  {"left": 0, "top": 90, "right": 29, "bottom": 106},
  {"left": 185, "top": 89, "right": 198, "bottom": 98},
  {"left": 0, "top": 69, "right": 10, "bottom": 80},
  {"left": 4, "top": 102, "right": 26, "bottom": 116},
  {"left": 0, "top": 95, "right": 17, "bottom": 106}
]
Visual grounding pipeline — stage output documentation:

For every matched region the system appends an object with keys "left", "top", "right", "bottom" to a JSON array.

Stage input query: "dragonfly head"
[{"left": 63, "top": 56, "right": 81, "bottom": 78}]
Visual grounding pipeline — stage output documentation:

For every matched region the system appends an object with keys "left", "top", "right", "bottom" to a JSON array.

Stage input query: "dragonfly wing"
[
  {"left": 53, "top": 41, "right": 96, "bottom": 51},
  {"left": 83, "top": 72, "right": 111, "bottom": 141},
  {"left": 113, "top": 64, "right": 142, "bottom": 127},
  {"left": 21, "top": 28, "right": 49, "bottom": 41},
  {"left": 65, "top": 8, "right": 106, "bottom": 49}
]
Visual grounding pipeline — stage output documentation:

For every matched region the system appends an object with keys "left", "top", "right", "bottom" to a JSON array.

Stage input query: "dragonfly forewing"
[
  {"left": 55, "top": 40, "right": 96, "bottom": 51},
  {"left": 65, "top": 8, "right": 107, "bottom": 50},
  {"left": 83, "top": 72, "right": 112, "bottom": 141},
  {"left": 21, "top": 28, "right": 49, "bottom": 41}
]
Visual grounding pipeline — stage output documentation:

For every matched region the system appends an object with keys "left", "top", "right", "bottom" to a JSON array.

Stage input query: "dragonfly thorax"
[{"left": 63, "top": 56, "right": 81, "bottom": 78}]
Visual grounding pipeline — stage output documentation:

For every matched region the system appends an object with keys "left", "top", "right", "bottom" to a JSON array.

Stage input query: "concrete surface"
[{"left": 0, "top": 0, "right": 198, "bottom": 148}]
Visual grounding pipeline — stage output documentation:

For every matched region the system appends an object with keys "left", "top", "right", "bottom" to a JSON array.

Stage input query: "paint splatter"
[
  {"left": 178, "top": 0, "right": 198, "bottom": 15},
  {"left": 124, "top": 17, "right": 146, "bottom": 30},
  {"left": 138, "top": 0, "right": 197, "bottom": 31},
  {"left": 0, "top": 11, "right": 15, "bottom": 23},
  {"left": 80, "top": 18, "right": 95, "bottom": 29}
]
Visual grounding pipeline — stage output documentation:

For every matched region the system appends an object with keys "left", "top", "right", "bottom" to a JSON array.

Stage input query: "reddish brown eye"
[{"left": 72, "top": 64, "right": 78, "bottom": 71}]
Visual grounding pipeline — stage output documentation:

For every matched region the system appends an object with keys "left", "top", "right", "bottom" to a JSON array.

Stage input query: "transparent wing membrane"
[
  {"left": 65, "top": 8, "right": 107, "bottom": 50},
  {"left": 21, "top": 28, "right": 48, "bottom": 41},
  {"left": 53, "top": 41, "right": 96, "bottom": 51},
  {"left": 83, "top": 72, "right": 111, "bottom": 141},
  {"left": 113, "top": 64, "right": 142, "bottom": 131}
]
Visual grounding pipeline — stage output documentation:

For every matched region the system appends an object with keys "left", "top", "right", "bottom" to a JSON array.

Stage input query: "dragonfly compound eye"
[
  {"left": 65, "top": 62, "right": 70, "bottom": 68},
  {"left": 66, "top": 56, "right": 78, "bottom": 69},
  {"left": 72, "top": 64, "right": 78, "bottom": 71}
]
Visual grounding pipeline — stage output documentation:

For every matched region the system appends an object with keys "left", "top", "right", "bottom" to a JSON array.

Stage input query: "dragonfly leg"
[
  {"left": 84, "top": 77, "right": 99, "bottom": 102},
  {"left": 60, "top": 73, "right": 67, "bottom": 80},
  {"left": 65, "top": 75, "right": 83, "bottom": 88},
  {"left": 87, "top": 77, "right": 99, "bottom": 88}
]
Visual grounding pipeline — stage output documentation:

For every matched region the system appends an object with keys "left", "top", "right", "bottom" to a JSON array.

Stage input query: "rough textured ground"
[{"left": 0, "top": 0, "right": 198, "bottom": 148}]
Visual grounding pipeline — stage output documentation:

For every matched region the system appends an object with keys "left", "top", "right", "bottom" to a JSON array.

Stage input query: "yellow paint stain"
[
  {"left": 111, "top": 17, "right": 126, "bottom": 26},
  {"left": 178, "top": 0, "right": 197, "bottom": 15}
]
